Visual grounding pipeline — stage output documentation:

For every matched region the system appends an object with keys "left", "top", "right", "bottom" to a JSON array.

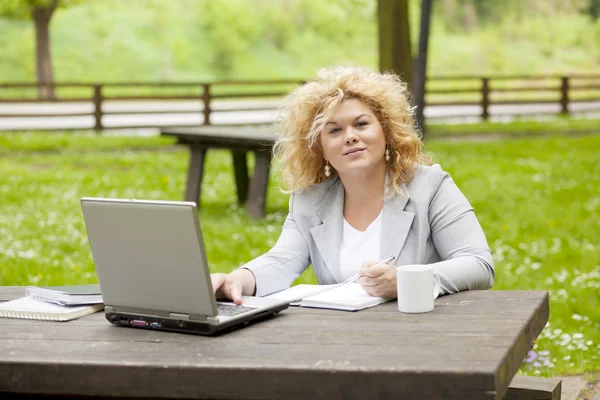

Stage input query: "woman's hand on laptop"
[{"left": 211, "top": 268, "right": 257, "bottom": 305}]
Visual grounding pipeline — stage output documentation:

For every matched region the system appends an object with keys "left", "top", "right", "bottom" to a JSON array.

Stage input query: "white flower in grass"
[{"left": 572, "top": 314, "right": 583, "bottom": 320}]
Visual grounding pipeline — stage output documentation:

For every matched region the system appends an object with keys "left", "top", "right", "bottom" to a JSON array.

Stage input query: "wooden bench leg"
[
  {"left": 185, "top": 146, "right": 207, "bottom": 206},
  {"left": 503, "top": 375, "right": 562, "bottom": 399},
  {"left": 246, "top": 150, "right": 272, "bottom": 218},
  {"left": 231, "top": 150, "right": 249, "bottom": 204}
]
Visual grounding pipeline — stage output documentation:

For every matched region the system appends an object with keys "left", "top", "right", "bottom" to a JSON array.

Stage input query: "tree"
[
  {"left": 585, "top": 0, "right": 600, "bottom": 19},
  {"left": 0, "top": 0, "right": 82, "bottom": 99},
  {"left": 378, "top": 0, "right": 433, "bottom": 137},
  {"left": 412, "top": 0, "right": 432, "bottom": 136},
  {"left": 378, "top": 0, "right": 413, "bottom": 85}
]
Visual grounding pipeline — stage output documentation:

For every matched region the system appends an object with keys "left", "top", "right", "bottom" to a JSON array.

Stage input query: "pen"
[{"left": 340, "top": 255, "right": 396, "bottom": 285}]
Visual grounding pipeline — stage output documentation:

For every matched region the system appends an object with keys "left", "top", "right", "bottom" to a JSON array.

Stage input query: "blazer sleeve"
[
  {"left": 428, "top": 170, "right": 495, "bottom": 294},
  {"left": 241, "top": 193, "right": 311, "bottom": 296}
]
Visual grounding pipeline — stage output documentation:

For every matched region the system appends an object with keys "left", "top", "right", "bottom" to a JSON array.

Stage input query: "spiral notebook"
[
  {"left": 0, "top": 297, "right": 104, "bottom": 322},
  {"left": 25, "top": 284, "right": 103, "bottom": 306}
]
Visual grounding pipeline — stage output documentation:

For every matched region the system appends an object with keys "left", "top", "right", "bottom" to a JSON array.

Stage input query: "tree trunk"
[
  {"left": 32, "top": 0, "right": 59, "bottom": 100},
  {"left": 378, "top": 0, "right": 413, "bottom": 86},
  {"left": 463, "top": 1, "right": 477, "bottom": 30},
  {"left": 589, "top": 0, "right": 600, "bottom": 19},
  {"left": 412, "top": 0, "right": 433, "bottom": 138}
]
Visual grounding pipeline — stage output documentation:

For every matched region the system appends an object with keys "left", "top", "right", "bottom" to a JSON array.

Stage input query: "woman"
[{"left": 212, "top": 66, "right": 494, "bottom": 305}]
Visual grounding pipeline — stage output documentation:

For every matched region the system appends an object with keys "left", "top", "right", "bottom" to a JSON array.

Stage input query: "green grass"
[
  {"left": 0, "top": 131, "right": 176, "bottom": 155},
  {"left": 0, "top": 132, "right": 598, "bottom": 376},
  {"left": 428, "top": 117, "right": 600, "bottom": 137}
]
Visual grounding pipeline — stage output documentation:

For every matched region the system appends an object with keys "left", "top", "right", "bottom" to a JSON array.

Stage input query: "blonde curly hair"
[{"left": 273, "top": 65, "right": 431, "bottom": 195}]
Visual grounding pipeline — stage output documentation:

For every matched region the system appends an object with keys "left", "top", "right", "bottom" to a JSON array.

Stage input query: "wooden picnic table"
[
  {"left": 0, "top": 286, "right": 549, "bottom": 399},
  {"left": 161, "top": 125, "right": 278, "bottom": 218}
]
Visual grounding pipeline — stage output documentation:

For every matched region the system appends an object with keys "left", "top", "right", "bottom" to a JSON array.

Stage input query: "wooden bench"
[
  {"left": 161, "top": 125, "right": 277, "bottom": 218},
  {"left": 505, "top": 375, "right": 562, "bottom": 399}
]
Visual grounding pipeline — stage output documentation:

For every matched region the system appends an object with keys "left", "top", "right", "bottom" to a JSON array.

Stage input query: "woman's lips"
[{"left": 343, "top": 148, "right": 365, "bottom": 156}]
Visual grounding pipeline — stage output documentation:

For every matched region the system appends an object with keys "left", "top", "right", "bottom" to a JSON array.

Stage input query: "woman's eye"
[
  {"left": 356, "top": 121, "right": 368, "bottom": 127},
  {"left": 329, "top": 127, "right": 341, "bottom": 134}
]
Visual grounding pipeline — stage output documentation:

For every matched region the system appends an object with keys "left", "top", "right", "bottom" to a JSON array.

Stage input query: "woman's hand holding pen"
[{"left": 358, "top": 259, "right": 397, "bottom": 298}]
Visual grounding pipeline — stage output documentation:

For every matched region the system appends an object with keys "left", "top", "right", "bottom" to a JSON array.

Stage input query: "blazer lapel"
[
  {"left": 309, "top": 178, "right": 344, "bottom": 283},
  {"left": 380, "top": 183, "right": 416, "bottom": 264}
]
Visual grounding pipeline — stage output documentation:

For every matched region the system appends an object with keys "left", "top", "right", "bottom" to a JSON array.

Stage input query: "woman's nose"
[{"left": 344, "top": 128, "right": 359, "bottom": 144}]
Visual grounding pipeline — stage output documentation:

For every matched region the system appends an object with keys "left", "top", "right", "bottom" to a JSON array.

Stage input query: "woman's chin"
[{"left": 337, "top": 162, "right": 385, "bottom": 177}]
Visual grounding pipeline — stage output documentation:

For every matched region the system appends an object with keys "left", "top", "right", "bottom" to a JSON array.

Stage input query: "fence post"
[
  {"left": 93, "top": 84, "right": 103, "bottom": 133},
  {"left": 560, "top": 77, "right": 569, "bottom": 116},
  {"left": 481, "top": 77, "right": 490, "bottom": 121},
  {"left": 202, "top": 83, "right": 211, "bottom": 125}
]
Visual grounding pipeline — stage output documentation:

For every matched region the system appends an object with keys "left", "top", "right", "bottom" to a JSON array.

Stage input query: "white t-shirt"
[{"left": 338, "top": 210, "right": 383, "bottom": 281}]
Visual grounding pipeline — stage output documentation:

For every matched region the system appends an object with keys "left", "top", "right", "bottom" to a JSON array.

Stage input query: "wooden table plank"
[
  {"left": 0, "top": 288, "right": 549, "bottom": 400},
  {"left": 0, "top": 286, "right": 24, "bottom": 301}
]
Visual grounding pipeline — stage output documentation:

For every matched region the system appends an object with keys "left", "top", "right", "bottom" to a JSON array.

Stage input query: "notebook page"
[
  {"left": 1, "top": 297, "right": 74, "bottom": 312},
  {"left": 0, "top": 297, "right": 103, "bottom": 321},
  {"left": 265, "top": 284, "right": 337, "bottom": 302},
  {"left": 303, "top": 283, "right": 385, "bottom": 307}
]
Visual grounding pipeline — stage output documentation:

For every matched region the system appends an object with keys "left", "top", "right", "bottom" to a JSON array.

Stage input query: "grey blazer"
[{"left": 243, "top": 164, "right": 495, "bottom": 297}]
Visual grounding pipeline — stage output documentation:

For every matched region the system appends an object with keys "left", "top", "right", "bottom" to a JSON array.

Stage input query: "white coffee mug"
[{"left": 396, "top": 265, "right": 441, "bottom": 313}]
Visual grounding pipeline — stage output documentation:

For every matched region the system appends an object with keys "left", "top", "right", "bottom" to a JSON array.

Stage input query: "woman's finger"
[
  {"left": 229, "top": 282, "right": 244, "bottom": 305},
  {"left": 211, "top": 273, "right": 226, "bottom": 295},
  {"left": 360, "top": 263, "right": 393, "bottom": 278}
]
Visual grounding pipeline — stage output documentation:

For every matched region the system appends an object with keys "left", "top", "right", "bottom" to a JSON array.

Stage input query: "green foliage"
[
  {"left": 0, "top": 0, "right": 82, "bottom": 20},
  {"left": 429, "top": 3, "right": 600, "bottom": 75},
  {"left": 2, "top": 0, "right": 596, "bottom": 83}
]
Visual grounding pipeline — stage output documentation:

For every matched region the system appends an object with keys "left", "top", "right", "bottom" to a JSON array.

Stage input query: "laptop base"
[{"left": 105, "top": 304, "right": 289, "bottom": 336}]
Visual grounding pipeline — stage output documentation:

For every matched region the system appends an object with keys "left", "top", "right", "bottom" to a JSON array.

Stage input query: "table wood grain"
[{"left": 0, "top": 287, "right": 549, "bottom": 400}]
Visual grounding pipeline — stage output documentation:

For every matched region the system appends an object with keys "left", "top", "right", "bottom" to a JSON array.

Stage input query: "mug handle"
[{"left": 433, "top": 272, "right": 441, "bottom": 299}]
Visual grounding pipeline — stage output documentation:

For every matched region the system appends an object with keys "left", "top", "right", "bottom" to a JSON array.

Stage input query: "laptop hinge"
[
  {"left": 169, "top": 312, "right": 220, "bottom": 324},
  {"left": 169, "top": 312, "right": 190, "bottom": 320}
]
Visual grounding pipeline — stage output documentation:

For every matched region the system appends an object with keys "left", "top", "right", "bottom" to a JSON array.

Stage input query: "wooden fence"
[{"left": 0, "top": 75, "right": 599, "bottom": 131}]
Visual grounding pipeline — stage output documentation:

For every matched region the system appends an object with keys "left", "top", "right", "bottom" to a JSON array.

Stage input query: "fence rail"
[{"left": 0, "top": 75, "right": 599, "bottom": 131}]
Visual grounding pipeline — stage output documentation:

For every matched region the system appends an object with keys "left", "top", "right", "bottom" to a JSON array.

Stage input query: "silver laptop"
[{"left": 80, "top": 197, "right": 289, "bottom": 336}]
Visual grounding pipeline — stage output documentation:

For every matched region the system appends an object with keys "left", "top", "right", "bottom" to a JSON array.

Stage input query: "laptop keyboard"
[{"left": 216, "top": 302, "right": 255, "bottom": 316}]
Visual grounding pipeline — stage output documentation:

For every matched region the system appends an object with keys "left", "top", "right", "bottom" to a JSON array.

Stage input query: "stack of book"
[{"left": 0, "top": 284, "right": 104, "bottom": 321}]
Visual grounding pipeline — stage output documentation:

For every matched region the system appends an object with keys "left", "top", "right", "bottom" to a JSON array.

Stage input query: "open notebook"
[
  {"left": 265, "top": 283, "right": 391, "bottom": 311},
  {"left": 0, "top": 297, "right": 104, "bottom": 322}
]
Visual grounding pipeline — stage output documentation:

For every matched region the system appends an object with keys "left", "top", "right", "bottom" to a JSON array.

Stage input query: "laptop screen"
[{"left": 81, "top": 198, "right": 218, "bottom": 319}]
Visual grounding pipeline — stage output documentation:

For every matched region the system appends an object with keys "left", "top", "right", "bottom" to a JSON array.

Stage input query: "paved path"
[{"left": 1, "top": 99, "right": 599, "bottom": 131}]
